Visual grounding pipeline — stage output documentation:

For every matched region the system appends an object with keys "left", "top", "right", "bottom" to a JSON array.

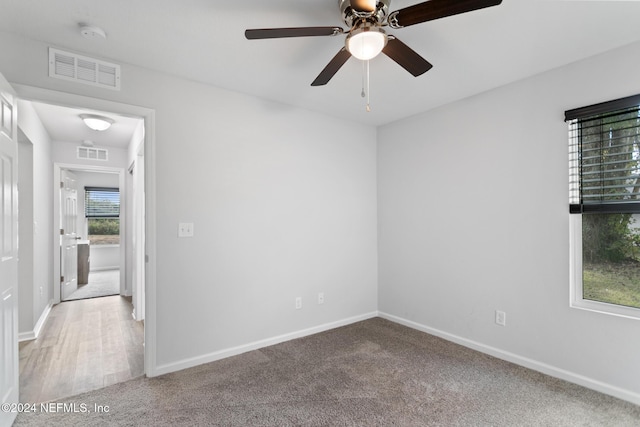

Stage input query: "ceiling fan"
[{"left": 245, "top": 0, "right": 503, "bottom": 87}]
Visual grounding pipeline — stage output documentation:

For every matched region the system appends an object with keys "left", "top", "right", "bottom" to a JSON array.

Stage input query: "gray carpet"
[
  {"left": 14, "top": 318, "right": 640, "bottom": 426},
  {"left": 64, "top": 270, "right": 120, "bottom": 301}
]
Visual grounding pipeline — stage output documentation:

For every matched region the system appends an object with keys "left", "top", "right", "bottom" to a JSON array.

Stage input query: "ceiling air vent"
[
  {"left": 49, "top": 48, "right": 121, "bottom": 91},
  {"left": 77, "top": 146, "right": 109, "bottom": 161}
]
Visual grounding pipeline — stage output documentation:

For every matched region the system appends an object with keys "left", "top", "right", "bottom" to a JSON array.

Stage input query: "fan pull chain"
[
  {"left": 361, "top": 60, "right": 366, "bottom": 98},
  {"left": 366, "top": 60, "right": 371, "bottom": 112},
  {"left": 361, "top": 60, "right": 371, "bottom": 112}
]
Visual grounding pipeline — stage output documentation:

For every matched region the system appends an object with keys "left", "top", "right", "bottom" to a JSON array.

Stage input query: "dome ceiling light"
[{"left": 79, "top": 114, "right": 114, "bottom": 131}]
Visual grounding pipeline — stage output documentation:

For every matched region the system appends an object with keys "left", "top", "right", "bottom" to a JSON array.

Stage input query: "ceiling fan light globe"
[{"left": 347, "top": 28, "right": 386, "bottom": 61}]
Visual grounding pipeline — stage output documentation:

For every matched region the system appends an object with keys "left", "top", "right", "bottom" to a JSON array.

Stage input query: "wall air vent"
[
  {"left": 49, "top": 48, "right": 121, "bottom": 91},
  {"left": 77, "top": 146, "right": 108, "bottom": 161}
]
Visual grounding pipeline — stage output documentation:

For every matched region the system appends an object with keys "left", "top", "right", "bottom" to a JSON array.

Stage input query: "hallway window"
[{"left": 85, "top": 187, "right": 120, "bottom": 245}]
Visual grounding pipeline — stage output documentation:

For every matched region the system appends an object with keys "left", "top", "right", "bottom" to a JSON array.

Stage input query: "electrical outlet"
[
  {"left": 39, "top": 287, "right": 43, "bottom": 297},
  {"left": 295, "top": 297, "right": 302, "bottom": 310},
  {"left": 495, "top": 310, "right": 506, "bottom": 326},
  {"left": 318, "top": 292, "right": 324, "bottom": 304}
]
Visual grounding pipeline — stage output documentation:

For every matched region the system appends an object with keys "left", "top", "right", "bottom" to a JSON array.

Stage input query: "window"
[
  {"left": 567, "top": 94, "right": 640, "bottom": 319},
  {"left": 85, "top": 187, "right": 120, "bottom": 245}
]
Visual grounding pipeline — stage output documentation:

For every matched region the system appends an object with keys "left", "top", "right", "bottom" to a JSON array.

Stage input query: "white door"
[
  {"left": 0, "top": 73, "right": 19, "bottom": 426},
  {"left": 60, "top": 170, "right": 79, "bottom": 300}
]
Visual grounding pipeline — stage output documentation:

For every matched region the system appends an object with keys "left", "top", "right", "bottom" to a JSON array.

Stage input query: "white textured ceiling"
[
  {"left": 2, "top": 0, "right": 640, "bottom": 129},
  {"left": 29, "top": 102, "right": 142, "bottom": 149}
]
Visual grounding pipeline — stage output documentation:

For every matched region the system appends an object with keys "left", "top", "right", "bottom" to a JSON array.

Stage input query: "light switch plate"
[{"left": 178, "top": 222, "right": 194, "bottom": 237}]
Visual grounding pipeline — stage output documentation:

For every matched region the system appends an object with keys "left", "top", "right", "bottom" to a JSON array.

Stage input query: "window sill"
[{"left": 571, "top": 298, "right": 640, "bottom": 321}]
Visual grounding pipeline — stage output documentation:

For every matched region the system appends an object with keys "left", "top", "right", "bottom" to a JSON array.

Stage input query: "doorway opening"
[
  {"left": 60, "top": 168, "right": 123, "bottom": 302},
  {"left": 15, "top": 93, "right": 153, "bottom": 403}
]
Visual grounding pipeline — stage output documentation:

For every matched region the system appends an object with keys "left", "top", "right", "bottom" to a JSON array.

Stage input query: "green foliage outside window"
[
  {"left": 88, "top": 218, "right": 120, "bottom": 245},
  {"left": 582, "top": 214, "right": 640, "bottom": 263},
  {"left": 88, "top": 218, "right": 120, "bottom": 235}
]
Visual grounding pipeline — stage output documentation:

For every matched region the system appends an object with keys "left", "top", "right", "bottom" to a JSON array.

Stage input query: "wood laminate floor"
[{"left": 19, "top": 295, "right": 144, "bottom": 403}]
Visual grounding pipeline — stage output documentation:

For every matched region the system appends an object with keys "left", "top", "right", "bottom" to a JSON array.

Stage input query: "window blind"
[
  {"left": 85, "top": 187, "right": 120, "bottom": 217},
  {"left": 567, "top": 95, "right": 640, "bottom": 214}
]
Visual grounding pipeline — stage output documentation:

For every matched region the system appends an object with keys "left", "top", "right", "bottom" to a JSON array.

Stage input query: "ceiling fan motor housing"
[{"left": 339, "top": 0, "right": 390, "bottom": 27}]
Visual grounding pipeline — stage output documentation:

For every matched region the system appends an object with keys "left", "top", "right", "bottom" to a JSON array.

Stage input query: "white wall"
[
  {"left": 16, "top": 100, "right": 54, "bottom": 337},
  {"left": 17, "top": 132, "right": 34, "bottom": 335},
  {"left": 89, "top": 246, "right": 120, "bottom": 271},
  {"left": 377, "top": 40, "right": 640, "bottom": 403},
  {"left": 52, "top": 140, "right": 128, "bottom": 169},
  {"left": 150, "top": 75, "right": 378, "bottom": 366},
  {"left": 0, "top": 32, "right": 378, "bottom": 370}
]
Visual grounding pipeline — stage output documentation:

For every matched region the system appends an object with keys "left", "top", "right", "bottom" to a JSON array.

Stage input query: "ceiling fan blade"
[
  {"left": 350, "top": 0, "right": 376, "bottom": 13},
  {"left": 245, "top": 27, "right": 343, "bottom": 40},
  {"left": 389, "top": 0, "right": 502, "bottom": 28},
  {"left": 382, "top": 37, "right": 433, "bottom": 77},
  {"left": 311, "top": 48, "right": 352, "bottom": 86}
]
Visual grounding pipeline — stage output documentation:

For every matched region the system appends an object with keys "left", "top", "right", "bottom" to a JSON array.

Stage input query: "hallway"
[{"left": 19, "top": 296, "right": 144, "bottom": 403}]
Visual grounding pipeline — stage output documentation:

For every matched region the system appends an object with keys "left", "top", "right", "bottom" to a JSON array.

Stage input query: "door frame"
[
  {"left": 54, "top": 164, "right": 125, "bottom": 302},
  {"left": 13, "top": 84, "right": 158, "bottom": 377}
]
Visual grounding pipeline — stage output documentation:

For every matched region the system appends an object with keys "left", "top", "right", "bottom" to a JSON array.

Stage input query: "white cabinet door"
[
  {"left": 60, "top": 170, "right": 79, "bottom": 300},
  {"left": 0, "top": 73, "right": 19, "bottom": 427}
]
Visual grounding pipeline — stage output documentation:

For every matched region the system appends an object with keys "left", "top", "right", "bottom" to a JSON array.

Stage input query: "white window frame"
[{"left": 570, "top": 214, "right": 640, "bottom": 320}]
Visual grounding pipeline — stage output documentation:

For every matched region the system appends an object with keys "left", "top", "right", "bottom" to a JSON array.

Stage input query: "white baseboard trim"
[
  {"left": 18, "top": 332, "right": 35, "bottom": 342},
  {"left": 19, "top": 301, "right": 54, "bottom": 342},
  {"left": 152, "top": 311, "right": 378, "bottom": 377},
  {"left": 378, "top": 312, "right": 640, "bottom": 406},
  {"left": 90, "top": 266, "right": 119, "bottom": 272}
]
